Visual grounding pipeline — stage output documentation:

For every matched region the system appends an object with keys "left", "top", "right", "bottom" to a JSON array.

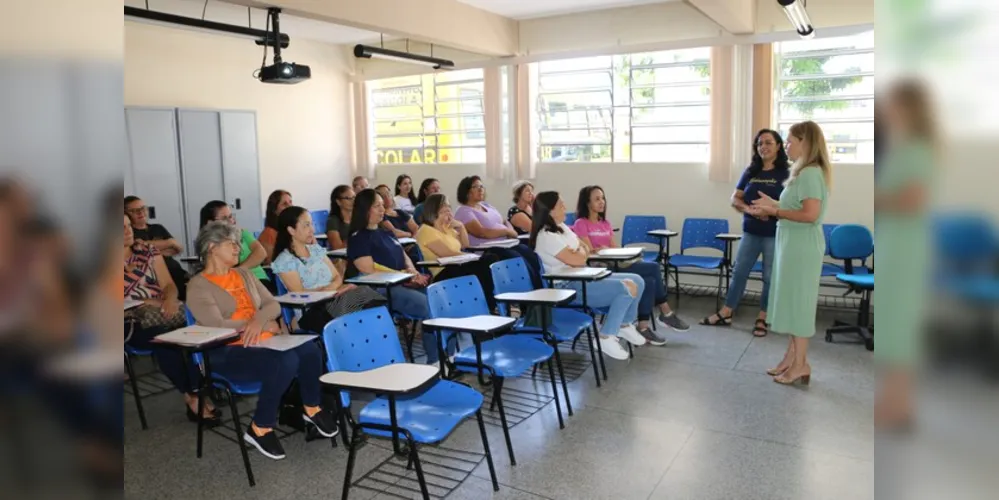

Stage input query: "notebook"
[
  {"left": 154, "top": 327, "right": 239, "bottom": 347},
  {"left": 438, "top": 253, "right": 480, "bottom": 265},
  {"left": 251, "top": 335, "right": 318, "bottom": 352}
]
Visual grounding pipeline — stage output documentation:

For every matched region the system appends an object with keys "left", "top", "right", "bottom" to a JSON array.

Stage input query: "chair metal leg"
[
  {"left": 124, "top": 353, "right": 148, "bottom": 430},
  {"left": 570, "top": 334, "right": 581, "bottom": 352},
  {"left": 673, "top": 267, "right": 682, "bottom": 309},
  {"left": 404, "top": 320, "right": 416, "bottom": 363},
  {"left": 340, "top": 431, "right": 362, "bottom": 500},
  {"left": 228, "top": 389, "right": 256, "bottom": 487},
  {"left": 585, "top": 326, "right": 602, "bottom": 388},
  {"left": 196, "top": 384, "right": 206, "bottom": 458},
  {"left": 551, "top": 345, "right": 573, "bottom": 416},
  {"left": 492, "top": 379, "right": 516, "bottom": 465},
  {"left": 715, "top": 268, "right": 724, "bottom": 312},
  {"left": 409, "top": 440, "right": 431, "bottom": 500},
  {"left": 590, "top": 322, "right": 608, "bottom": 381},
  {"left": 476, "top": 410, "right": 500, "bottom": 491},
  {"left": 546, "top": 357, "right": 564, "bottom": 429}
]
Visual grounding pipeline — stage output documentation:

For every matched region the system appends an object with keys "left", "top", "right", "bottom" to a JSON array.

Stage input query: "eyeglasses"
[
  {"left": 125, "top": 206, "right": 147, "bottom": 214},
  {"left": 471, "top": 185, "right": 484, "bottom": 190},
  {"left": 216, "top": 214, "right": 237, "bottom": 223},
  {"left": 338, "top": 196, "right": 355, "bottom": 201}
]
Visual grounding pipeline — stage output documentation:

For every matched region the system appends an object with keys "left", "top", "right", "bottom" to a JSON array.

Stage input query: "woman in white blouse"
[
  {"left": 393, "top": 174, "right": 418, "bottom": 213},
  {"left": 530, "top": 191, "right": 647, "bottom": 360}
]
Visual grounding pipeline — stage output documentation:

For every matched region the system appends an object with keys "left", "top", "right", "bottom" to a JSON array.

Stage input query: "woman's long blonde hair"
[{"left": 787, "top": 121, "right": 833, "bottom": 190}]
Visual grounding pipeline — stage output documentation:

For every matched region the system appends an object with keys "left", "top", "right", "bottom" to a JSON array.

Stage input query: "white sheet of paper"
[
  {"left": 154, "top": 327, "right": 239, "bottom": 346},
  {"left": 125, "top": 299, "right": 143, "bottom": 310},
  {"left": 275, "top": 291, "right": 337, "bottom": 305},
  {"left": 438, "top": 253, "right": 480, "bottom": 265},
  {"left": 250, "top": 334, "right": 318, "bottom": 352}
]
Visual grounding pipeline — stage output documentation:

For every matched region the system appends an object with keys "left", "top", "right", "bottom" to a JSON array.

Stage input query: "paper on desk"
[
  {"left": 154, "top": 327, "right": 239, "bottom": 346},
  {"left": 250, "top": 334, "right": 318, "bottom": 352},
  {"left": 473, "top": 239, "right": 518, "bottom": 249},
  {"left": 438, "top": 253, "right": 480, "bottom": 265}
]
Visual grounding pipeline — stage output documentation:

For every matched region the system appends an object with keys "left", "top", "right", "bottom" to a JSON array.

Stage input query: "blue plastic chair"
[
  {"left": 490, "top": 258, "right": 605, "bottom": 389},
  {"left": 622, "top": 215, "right": 667, "bottom": 262},
  {"left": 668, "top": 218, "right": 729, "bottom": 310},
  {"left": 825, "top": 273, "right": 875, "bottom": 351},
  {"left": 427, "top": 276, "right": 555, "bottom": 465},
  {"left": 564, "top": 212, "right": 577, "bottom": 225},
  {"left": 933, "top": 213, "right": 999, "bottom": 284},
  {"left": 311, "top": 210, "right": 330, "bottom": 249},
  {"left": 322, "top": 307, "right": 499, "bottom": 499},
  {"left": 828, "top": 224, "right": 873, "bottom": 276},
  {"left": 124, "top": 333, "right": 153, "bottom": 430},
  {"left": 183, "top": 308, "right": 261, "bottom": 487}
]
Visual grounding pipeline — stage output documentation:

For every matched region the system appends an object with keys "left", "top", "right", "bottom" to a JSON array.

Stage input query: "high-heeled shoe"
[
  {"left": 766, "top": 365, "right": 789, "bottom": 376},
  {"left": 773, "top": 371, "right": 811, "bottom": 386},
  {"left": 186, "top": 406, "right": 223, "bottom": 427}
]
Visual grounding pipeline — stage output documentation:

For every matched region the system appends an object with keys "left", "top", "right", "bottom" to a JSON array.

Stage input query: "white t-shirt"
[
  {"left": 534, "top": 223, "right": 581, "bottom": 274},
  {"left": 394, "top": 195, "right": 415, "bottom": 213}
]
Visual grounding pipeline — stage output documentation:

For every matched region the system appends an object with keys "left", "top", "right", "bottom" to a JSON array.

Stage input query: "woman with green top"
[
  {"left": 873, "top": 81, "right": 936, "bottom": 429},
  {"left": 746, "top": 121, "right": 832, "bottom": 386},
  {"left": 199, "top": 201, "right": 275, "bottom": 294}
]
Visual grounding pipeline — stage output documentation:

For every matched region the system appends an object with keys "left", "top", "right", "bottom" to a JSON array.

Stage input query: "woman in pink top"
[
  {"left": 572, "top": 186, "right": 690, "bottom": 345},
  {"left": 454, "top": 175, "right": 543, "bottom": 287}
]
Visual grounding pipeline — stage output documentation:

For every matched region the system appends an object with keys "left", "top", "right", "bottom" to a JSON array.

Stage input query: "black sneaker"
[
  {"left": 657, "top": 312, "right": 690, "bottom": 332},
  {"left": 303, "top": 410, "right": 339, "bottom": 438},
  {"left": 638, "top": 327, "right": 668, "bottom": 347},
  {"left": 244, "top": 426, "right": 286, "bottom": 460}
]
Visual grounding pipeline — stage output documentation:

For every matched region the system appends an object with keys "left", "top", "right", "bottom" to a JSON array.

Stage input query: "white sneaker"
[
  {"left": 617, "top": 324, "right": 647, "bottom": 346},
  {"left": 596, "top": 336, "right": 629, "bottom": 360}
]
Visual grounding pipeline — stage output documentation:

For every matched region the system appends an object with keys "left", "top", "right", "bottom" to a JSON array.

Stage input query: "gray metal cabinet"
[{"left": 124, "top": 107, "right": 262, "bottom": 256}]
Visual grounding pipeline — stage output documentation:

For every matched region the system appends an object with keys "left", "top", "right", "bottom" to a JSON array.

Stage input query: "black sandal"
[
  {"left": 752, "top": 319, "right": 769, "bottom": 337},
  {"left": 700, "top": 312, "right": 732, "bottom": 326}
]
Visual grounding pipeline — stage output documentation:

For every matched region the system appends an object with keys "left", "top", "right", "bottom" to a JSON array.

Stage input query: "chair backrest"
[
  {"left": 828, "top": 224, "right": 873, "bottom": 261},
  {"left": 821, "top": 224, "right": 839, "bottom": 256},
  {"left": 622, "top": 215, "right": 667, "bottom": 247},
  {"left": 489, "top": 257, "right": 535, "bottom": 315},
  {"left": 183, "top": 308, "right": 206, "bottom": 366},
  {"left": 680, "top": 218, "right": 728, "bottom": 254},
  {"left": 311, "top": 210, "right": 330, "bottom": 234},
  {"left": 322, "top": 306, "right": 406, "bottom": 373},
  {"left": 427, "top": 276, "right": 491, "bottom": 319},
  {"left": 933, "top": 212, "right": 999, "bottom": 262},
  {"left": 564, "top": 212, "right": 577, "bottom": 225},
  {"left": 271, "top": 274, "right": 297, "bottom": 328}
]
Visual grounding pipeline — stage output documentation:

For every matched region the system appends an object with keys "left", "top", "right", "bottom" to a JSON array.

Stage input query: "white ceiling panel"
[{"left": 457, "top": 0, "right": 679, "bottom": 19}]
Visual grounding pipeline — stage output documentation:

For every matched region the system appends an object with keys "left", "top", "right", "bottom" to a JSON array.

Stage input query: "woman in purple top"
[
  {"left": 572, "top": 186, "right": 689, "bottom": 347},
  {"left": 454, "top": 176, "right": 542, "bottom": 287}
]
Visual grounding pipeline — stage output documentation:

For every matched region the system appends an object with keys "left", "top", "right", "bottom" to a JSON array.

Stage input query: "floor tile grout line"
[
  {"left": 645, "top": 427, "right": 695, "bottom": 500},
  {"left": 732, "top": 335, "right": 756, "bottom": 371}
]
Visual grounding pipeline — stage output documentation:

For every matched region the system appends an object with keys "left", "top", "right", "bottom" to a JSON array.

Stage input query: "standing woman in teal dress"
[
  {"left": 746, "top": 121, "right": 832, "bottom": 386},
  {"left": 874, "top": 81, "right": 936, "bottom": 428}
]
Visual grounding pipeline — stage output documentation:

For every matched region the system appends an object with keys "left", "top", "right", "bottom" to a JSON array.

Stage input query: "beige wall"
[
  {"left": 124, "top": 21, "right": 354, "bottom": 214},
  {"left": 374, "top": 162, "right": 874, "bottom": 234}
]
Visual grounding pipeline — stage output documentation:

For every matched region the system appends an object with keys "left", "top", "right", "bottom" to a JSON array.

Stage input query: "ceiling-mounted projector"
[{"left": 258, "top": 8, "right": 310, "bottom": 84}]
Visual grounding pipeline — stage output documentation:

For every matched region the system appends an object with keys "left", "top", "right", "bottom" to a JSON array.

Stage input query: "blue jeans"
[
  {"left": 562, "top": 272, "right": 644, "bottom": 336},
  {"left": 626, "top": 260, "right": 668, "bottom": 320},
  {"left": 210, "top": 340, "right": 324, "bottom": 428},
  {"left": 724, "top": 232, "right": 775, "bottom": 311},
  {"left": 377, "top": 286, "right": 447, "bottom": 364}
]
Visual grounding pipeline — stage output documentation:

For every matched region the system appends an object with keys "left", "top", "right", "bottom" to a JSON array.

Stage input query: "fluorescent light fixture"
[
  {"left": 353, "top": 44, "right": 455, "bottom": 70},
  {"left": 777, "top": 0, "right": 815, "bottom": 39}
]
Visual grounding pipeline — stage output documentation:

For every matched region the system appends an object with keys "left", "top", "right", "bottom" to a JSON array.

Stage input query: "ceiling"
[
  {"left": 125, "top": 0, "right": 380, "bottom": 45},
  {"left": 457, "top": 0, "right": 679, "bottom": 20}
]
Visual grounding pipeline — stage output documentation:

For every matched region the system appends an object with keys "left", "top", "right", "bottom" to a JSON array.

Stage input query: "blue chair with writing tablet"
[
  {"left": 622, "top": 215, "right": 668, "bottom": 263},
  {"left": 668, "top": 218, "right": 728, "bottom": 310},
  {"left": 322, "top": 307, "right": 500, "bottom": 499},
  {"left": 426, "top": 276, "right": 555, "bottom": 465}
]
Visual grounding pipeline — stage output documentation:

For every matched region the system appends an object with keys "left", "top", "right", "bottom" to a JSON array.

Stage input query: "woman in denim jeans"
[
  {"left": 701, "top": 129, "right": 790, "bottom": 337},
  {"left": 530, "top": 191, "right": 647, "bottom": 361}
]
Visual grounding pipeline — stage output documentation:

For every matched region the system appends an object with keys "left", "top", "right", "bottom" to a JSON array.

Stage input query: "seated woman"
[
  {"left": 531, "top": 191, "right": 648, "bottom": 361},
  {"left": 123, "top": 215, "right": 217, "bottom": 425},
  {"left": 257, "top": 189, "right": 293, "bottom": 263},
  {"left": 376, "top": 184, "right": 419, "bottom": 238},
  {"left": 348, "top": 190, "right": 448, "bottom": 363},
  {"left": 200, "top": 201, "right": 274, "bottom": 294},
  {"left": 454, "top": 175, "right": 543, "bottom": 287},
  {"left": 187, "top": 221, "right": 339, "bottom": 461},
  {"left": 393, "top": 174, "right": 418, "bottom": 214},
  {"left": 507, "top": 180, "right": 535, "bottom": 235},
  {"left": 412, "top": 177, "right": 440, "bottom": 225},
  {"left": 271, "top": 206, "right": 385, "bottom": 333},
  {"left": 416, "top": 193, "right": 499, "bottom": 310},
  {"left": 326, "top": 185, "right": 354, "bottom": 251},
  {"left": 572, "top": 186, "right": 689, "bottom": 346}
]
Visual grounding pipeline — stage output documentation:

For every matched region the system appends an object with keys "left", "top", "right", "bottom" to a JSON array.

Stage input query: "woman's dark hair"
[
  {"left": 395, "top": 174, "right": 418, "bottom": 206},
  {"left": 747, "top": 129, "right": 790, "bottom": 178},
  {"left": 575, "top": 185, "right": 606, "bottom": 222},
  {"left": 124, "top": 195, "right": 141, "bottom": 207},
  {"left": 529, "top": 191, "right": 564, "bottom": 249},
  {"left": 198, "top": 200, "right": 229, "bottom": 229},
  {"left": 417, "top": 178, "right": 439, "bottom": 204},
  {"left": 421, "top": 194, "right": 448, "bottom": 226},
  {"left": 349, "top": 189, "right": 380, "bottom": 236},
  {"left": 264, "top": 190, "right": 290, "bottom": 230},
  {"left": 272, "top": 205, "right": 309, "bottom": 262},
  {"left": 512, "top": 181, "right": 533, "bottom": 204},
  {"left": 329, "top": 185, "right": 352, "bottom": 224},
  {"left": 456, "top": 176, "right": 482, "bottom": 205}
]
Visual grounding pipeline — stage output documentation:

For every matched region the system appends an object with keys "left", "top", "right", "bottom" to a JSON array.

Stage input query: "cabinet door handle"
[
  {"left": 234, "top": 198, "right": 242, "bottom": 210},
  {"left": 148, "top": 206, "right": 156, "bottom": 219}
]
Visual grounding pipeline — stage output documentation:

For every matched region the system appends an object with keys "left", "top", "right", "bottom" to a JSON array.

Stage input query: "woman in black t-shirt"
[
  {"left": 701, "top": 129, "right": 790, "bottom": 337},
  {"left": 507, "top": 180, "right": 535, "bottom": 235},
  {"left": 375, "top": 185, "right": 419, "bottom": 238}
]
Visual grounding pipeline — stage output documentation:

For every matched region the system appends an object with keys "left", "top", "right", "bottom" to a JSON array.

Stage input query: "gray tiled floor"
[{"left": 124, "top": 296, "right": 873, "bottom": 499}]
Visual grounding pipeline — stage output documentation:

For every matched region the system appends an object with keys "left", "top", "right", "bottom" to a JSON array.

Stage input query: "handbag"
[
  {"left": 127, "top": 303, "right": 186, "bottom": 331},
  {"left": 521, "top": 303, "right": 553, "bottom": 328}
]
